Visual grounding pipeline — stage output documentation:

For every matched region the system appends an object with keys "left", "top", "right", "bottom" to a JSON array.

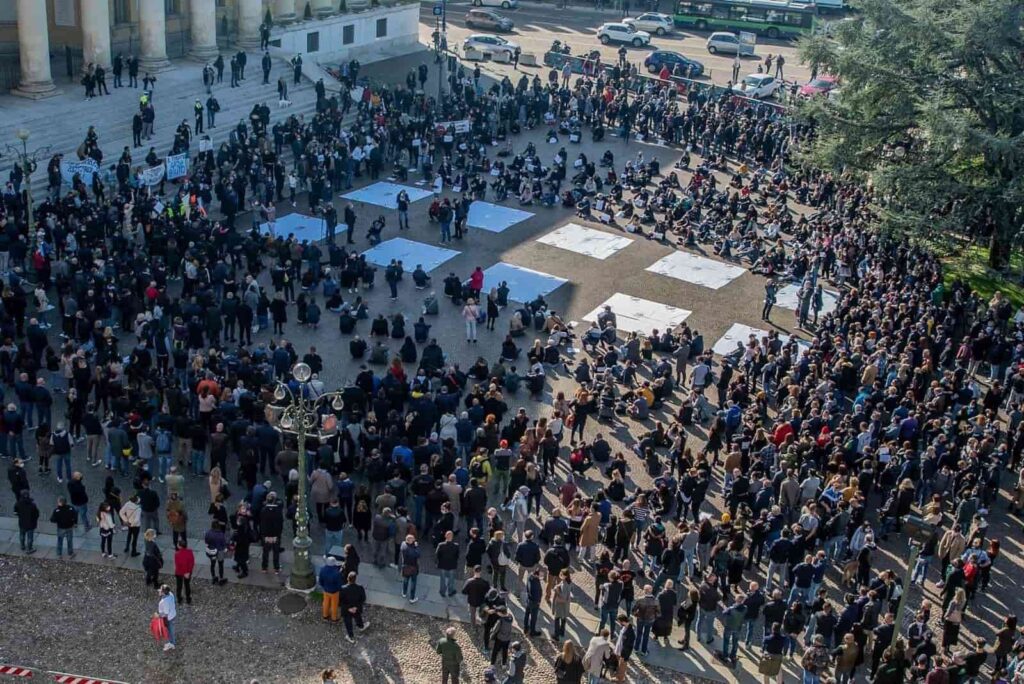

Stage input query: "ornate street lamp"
[
  {"left": 4, "top": 129, "right": 51, "bottom": 243},
  {"left": 271, "top": 362, "right": 344, "bottom": 592}
]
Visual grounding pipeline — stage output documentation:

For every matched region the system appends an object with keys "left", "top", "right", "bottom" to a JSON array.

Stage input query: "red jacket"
[{"left": 174, "top": 547, "right": 195, "bottom": 577}]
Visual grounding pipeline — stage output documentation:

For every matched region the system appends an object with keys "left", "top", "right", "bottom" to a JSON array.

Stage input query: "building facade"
[{"left": 0, "top": 0, "right": 417, "bottom": 98}]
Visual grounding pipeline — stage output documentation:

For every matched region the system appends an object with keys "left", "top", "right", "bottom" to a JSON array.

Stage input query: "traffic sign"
[{"left": 432, "top": 5, "right": 442, "bottom": 15}]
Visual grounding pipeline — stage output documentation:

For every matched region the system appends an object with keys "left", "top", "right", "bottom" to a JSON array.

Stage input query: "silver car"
[
  {"left": 706, "top": 31, "right": 754, "bottom": 56},
  {"left": 462, "top": 33, "right": 520, "bottom": 57}
]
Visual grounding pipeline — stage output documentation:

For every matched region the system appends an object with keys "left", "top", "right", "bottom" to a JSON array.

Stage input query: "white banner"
[
  {"left": 198, "top": 138, "right": 213, "bottom": 153},
  {"left": 436, "top": 119, "right": 471, "bottom": 134},
  {"left": 60, "top": 158, "right": 98, "bottom": 185},
  {"left": 140, "top": 164, "right": 166, "bottom": 187},
  {"left": 165, "top": 153, "right": 189, "bottom": 180}
]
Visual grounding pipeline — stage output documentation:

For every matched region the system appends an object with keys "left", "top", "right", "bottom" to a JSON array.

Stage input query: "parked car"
[
  {"left": 597, "top": 22, "right": 651, "bottom": 47},
  {"left": 464, "top": 9, "right": 514, "bottom": 32},
  {"left": 623, "top": 12, "right": 674, "bottom": 36},
  {"left": 462, "top": 34, "right": 520, "bottom": 57},
  {"left": 643, "top": 50, "right": 705, "bottom": 78},
  {"left": 732, "top": 73, "right": 783, "bottom": 99},
  {"left": 705, "top": 31, "right": 755, "bottom": 56},
  {"left": 798, "top": 75, "right": 839, "bottom": 97},
  {"left": 470, "top": 0, "right": 518, "bottom": 8}
]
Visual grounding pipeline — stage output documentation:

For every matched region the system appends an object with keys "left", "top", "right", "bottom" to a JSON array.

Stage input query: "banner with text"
[
  {"left": 165, "top": 153, "right": 189, "bottom": 180},
  {"left": 60, "top": 158, "right": 98, "bottom": 186}
]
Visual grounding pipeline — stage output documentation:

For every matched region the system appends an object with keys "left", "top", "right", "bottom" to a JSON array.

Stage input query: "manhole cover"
[{"left": 277, "top": 593, "right": 307, "bottom": 615}]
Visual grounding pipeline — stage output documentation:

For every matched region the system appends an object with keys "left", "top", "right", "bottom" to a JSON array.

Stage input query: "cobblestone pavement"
[{"left": 0, "top": 555, "right": 720, "bottom": 684}]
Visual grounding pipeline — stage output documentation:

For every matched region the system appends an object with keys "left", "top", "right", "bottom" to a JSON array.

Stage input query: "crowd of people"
[{"left": 3, "top": 40, "right": 1024, "bottom": 684}]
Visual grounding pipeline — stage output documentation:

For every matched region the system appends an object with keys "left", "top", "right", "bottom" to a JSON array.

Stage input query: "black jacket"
[
  {"left": 339, "top": 582, "right": 366, "bottom": 610},
  {"left": 435, "top": 540, "right": 461, "bottom": 571},
  {"left": 50, "top": 504, "right": 77, "bottom": 529},
  {"left": 260, "top": 501, "right": 285, "bottom": 537},
  {"left": 15, "top": 496, "right": 39, "bottom": 530}
]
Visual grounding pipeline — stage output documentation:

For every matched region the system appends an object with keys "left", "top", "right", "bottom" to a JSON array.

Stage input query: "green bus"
[{"left": 672, "top": 0, "right": 818, "bottom": 39}]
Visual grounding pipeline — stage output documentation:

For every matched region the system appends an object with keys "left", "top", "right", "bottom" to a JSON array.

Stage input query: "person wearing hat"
[{"left": 318, "top": 555, "right": 343, "bottom": 624}]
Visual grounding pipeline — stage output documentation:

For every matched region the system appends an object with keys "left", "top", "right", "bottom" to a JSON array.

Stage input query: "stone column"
[
  {"left": 12, "top": 0, "right": 59, "bottom": 99},
  {"left": 138, "top": 0, "right": 172, "bottom": 72},
  {"left": 313, "top": 0, "right": 334, "bottom": 17},
  {"left": 274, "top": 0, "right": 298, "bottom": 23},
  {"left": 80, "top": 0, "right": 112, "bottom": 71},
  {"left": 236, "top": 0, "right": 262, "bottom": 48},
  {"left": 188, "top": 0, "right": 219, "bottom": 60}
]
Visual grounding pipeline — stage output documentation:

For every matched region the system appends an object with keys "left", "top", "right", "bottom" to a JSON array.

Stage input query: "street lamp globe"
[
  {"left": 16, "top": 128, "right": 29, "bottom": 142},
  {"left": 292, "top": 362, "right": 312, "bottom": 383},
  {"left": 273, "top": 385, "right": 287, "bottom": 402},
  {"left": 280, "top": 415, "right": 294, "bottom": 430},
  {"left": 332, "top": 395, "right": 345, "bottom": 411}
]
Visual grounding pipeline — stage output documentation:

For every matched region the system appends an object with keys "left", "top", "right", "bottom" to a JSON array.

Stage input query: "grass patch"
[{"left": 941, "top": 244, "right": 1024, "bottom": 309}]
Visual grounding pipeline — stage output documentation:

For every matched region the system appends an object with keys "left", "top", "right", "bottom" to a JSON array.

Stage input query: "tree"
[{"left": 797, "top": 0, "right": 1024, "bottom": 268}]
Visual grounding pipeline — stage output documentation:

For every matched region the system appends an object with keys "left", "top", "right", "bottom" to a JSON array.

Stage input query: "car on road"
[
  {"left": 470, "top": 0, "right": 518, "bottom": 8},
  {"left": 597, "top": 22, "right": 652, "bottom": 47},
  {"left": 623, "top": 12, "right": 675, "bottom": 36},
  {"left": 705, "top": 31, "right": 755, "bottom": 56},
  {"left": 643, "top": 50, "right": 705, "bottom": 78},
  {"left": 732, "top": 73, "right": 783, "bottom": 99},
  {"left": 798, "top": 75, "right": 839, "bottom": 97},
  {"left": 464, "top": 8, "right": 514, "bottom": 32},
  {"left": 462, "top": 34, "right": 520, "bottom": 57}
]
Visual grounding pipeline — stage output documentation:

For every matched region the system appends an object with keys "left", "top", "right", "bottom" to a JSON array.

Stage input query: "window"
[
  {"left": 165, "top": 0, "right": 180, "bottom": 15},
  {"left": 306, "top": 31, "right": 319, "bottom": 53},
  {"left": 343, "top": 24, "right": 354, "bottom": 45},
  {"left": 113, "top": 0, "right": 131, "bottom": 24},
  {"left": 376, "top": 18, "right": 387, "bottom": 38}
]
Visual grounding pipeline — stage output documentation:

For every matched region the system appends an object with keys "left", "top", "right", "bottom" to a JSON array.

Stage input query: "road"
[{"left": 417, "top": 0, "right": 813, "bottom": 87}]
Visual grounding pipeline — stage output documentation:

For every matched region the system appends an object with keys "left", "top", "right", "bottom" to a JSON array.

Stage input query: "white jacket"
[{"left": 119, "top": 500, "right": 142, "bottom": 527}]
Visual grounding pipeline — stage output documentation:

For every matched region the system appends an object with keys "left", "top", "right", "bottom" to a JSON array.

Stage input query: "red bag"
[{"left": 150, "top": 615, "right": 169, "bottom": 642}]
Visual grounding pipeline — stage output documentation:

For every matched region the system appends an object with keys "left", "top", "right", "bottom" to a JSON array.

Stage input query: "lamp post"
[
  {"left": 271, "top": 362, "right": 344, "bottom": 592},
  {"left": 5, "top": 129, "right": 50, "bottom": 239},
  {"left": 891, "top": 514, "right": 936, "bottom": 648}
]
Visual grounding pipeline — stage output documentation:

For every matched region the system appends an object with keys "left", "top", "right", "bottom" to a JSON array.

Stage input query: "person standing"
[
  {"left": 15, "top": 491, "right": 39, "bottom": 553},
  {"left": 260, "top": 491, "right": 284, "bottom": 574},
  {"left": 400, "top": 534, "right": 421, "bottom": 603},
  {"left": 174, "top": 539, "right": 195, "bottom": 605},
  {"left": 435, "top": 626, "right": 463, "bottom": 684},
  {"left": 555, "top": 640, "right": 585, "bottom": 684},
  {"left": 262, "top": 51, "right": 272, "bottom": 84},
  {"left": 120, "top": 494, "right": 142, "bottom": 556},
  {"left": 583, "top": 629, "right": 612, "bottom": 684},
  {"left": 339, "top": 571, "right": 368, "bottom": 643},
  {"left": 97, "top": 501, "right": 118, "bottom": 558},
  {"left": 319, "top": 556, "right": 343, "bottom": 624},
  {"left": 503, "top": 641, "right": 526, "bottom": 683},
  {"left": 51, "top": 495, "right": 77, "bottom": 557},
  {"left": 156, "top": 584, "right": 177, "bottom": 651},
  {"left": 522, "top": 568, "right": 543, "bottom": 637},
  {"left": 612, "top": 614, "right": 635, "bottom": 683},
  {"left": 128, "top": 55, "right": 139, "bottom": 87},
  {"left": 204, "top": 521, "right": 228, "bottom": 585},
  {"left": 436, "top": 530, "right": 461, "bottom": 598},
  {"left": 463, "top": 299, "right": 480, "bottom": 343},
  {"left": 462, "top": 564, "right": 491, "bottom": 627},
  {"left": 631, "top": 584, "right": 659, "bottom": 656},
  {"left": 143, "top": 528, "right": 163, "bottom": 587},
  {"left": 344, "top": 203, "right": 356, "bottom": 245},
  {"left": 112, "top": 53, "right": 123, "bottom": 87},
  {"left": 731, "top": 53, "right": 741, "bottom": 84}
]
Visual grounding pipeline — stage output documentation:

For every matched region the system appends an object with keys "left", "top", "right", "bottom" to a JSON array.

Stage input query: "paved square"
[
  {"left": 467, "top": 201, "right": 534, "bottom": 233},
  {"left": 260, "top": 212, "right": 326, "bottom": 242},
  {"left": 712, "top": 322, "right": 810, "bottom": 358},
  {"left": 362, "top": 237, "right": 460, "bottom": 272},
  {"left": 583, "top": 293, "right": 692, "bottom": 334},
  {"left": 775, "top": 282, "right": 840, "bottom": 316},
  {"left": 536, "top": 223, "right": 634, "bottom": 260},
  {"left": 342, "top": 182, "right": 433, "bottom": 209},
  {"left": 482, "top": 262, "right": 567, "bottom": 303},
  {"left": 645, "top": 251, "right": 746, "bottom": 290}
]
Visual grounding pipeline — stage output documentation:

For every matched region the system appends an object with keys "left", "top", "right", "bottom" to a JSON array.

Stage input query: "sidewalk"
[{"left": 0, "top": 514, "right": 800, "bottom": 683}]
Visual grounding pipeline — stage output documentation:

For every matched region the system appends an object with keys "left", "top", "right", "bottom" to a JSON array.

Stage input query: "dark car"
[
  {"left": 464, "top": 9, "right": 514, "bottom": 32},
  {"left": 643, "top": 50, "right": 705, "bottom": 78}
]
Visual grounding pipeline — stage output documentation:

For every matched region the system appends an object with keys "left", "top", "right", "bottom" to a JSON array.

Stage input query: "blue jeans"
[
  {"left": 635, "top": 620, "right": 653, "bottom": 654},
  {"left": 911, "top": 555, "right": 932, "bottom": 584},
  {"left": 38, "top": 405, "right": 51, "bottom": 428},
  {"left": 165, "top": 617, "right": 176, "bottom": 645},
  {"left": 324, "top": 530, "right": 344, "bottom": 556},
  {"left": 440, "top": 221, "right": 451, "bottom": 242},
  {"left": 6, "top": 434, "right": 25, "bottom": 460},
  {"left": 104, "top": 445, "right": 118, "bottom": 470},
  {"left": 19, "top": 528, "right": 34, "bottom": 550},
  {"left": 157, "top": 454, "right": 172, "bottom": 480},
  {"left": 55, "top": 453, "right": 72, "bottom": 481},
  {"left": 402, "top": 573, "right": 418, "bottom": 600},
  {"left": 721, "top": 627, "right": 739, "bottom": 660},
  {"left": 802, "top": 671, "right": 820, "bottom": 684},
  {"left": 413, "top": 495, "right": 426, "bottom": 529},
  {"left": 22, "top": 402, "right": 35, "bottom": 428},
  {"left": 743, "top": 618, "right": 760, "bottom": 646},
  {"left": 440, "top": 569, "right": 456, "bottom": 596},
  {"left": 788, "top": 585, "right": 811, "bottom": 606},
  {"left": 75, "top": 504, "right": 91, "bottom": 531},
  {"left": 697, "top": 607, "right": 717, "bottom": 643},
  {"left": 190, "top": 449, "right": 205, "bottom": 475},
  {"left": 599, "top": 607, "right": 617, "bottom": 634},
  {"left": 56, "top": 528, "right": 74, "bottom": 556}
]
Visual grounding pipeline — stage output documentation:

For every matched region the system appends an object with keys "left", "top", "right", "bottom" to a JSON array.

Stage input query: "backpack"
[
  {"left": 155, "top": 430, "right": 172, "bottom": 454},
  {"left": 470, "top": 459, "right": 486, "bottom": 479}
]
